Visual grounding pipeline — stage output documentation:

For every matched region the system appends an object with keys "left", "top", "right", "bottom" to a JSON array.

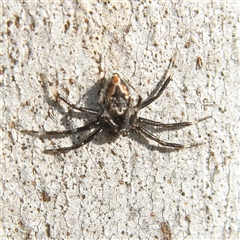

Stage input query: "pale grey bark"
[{"left": 1, "top": 1, "right": 239, "bottom": 239}]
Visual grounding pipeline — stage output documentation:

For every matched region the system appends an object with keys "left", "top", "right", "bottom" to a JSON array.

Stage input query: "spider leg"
[
  {"left": 21, "top": 120, "right": 101, "bottom": 136},
  {"left": 140, "top": 76, "right": 172, "bottom": 109},
  {"left": 43, "top": 127, "right": 106, "bottom": 154},
  {"left": 139, "top": 53, "right": 177, "bottom": 109},
  {"left": 137, "top": 116, "right": 211, "bottom": 128},
  {"left": 58, "top": 94, "right": 99, "bottom": 115},
  {"left": 134, "top": 124, "right": 205, "bottom": 148}
]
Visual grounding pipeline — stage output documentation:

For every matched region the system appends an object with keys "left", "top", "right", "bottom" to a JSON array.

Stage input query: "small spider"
[
  {"left": 196, "top": 56, "right": 203, "bottom": 70},
  {"left": 21, "top": 55, "right": 210, "bottom": 153}
]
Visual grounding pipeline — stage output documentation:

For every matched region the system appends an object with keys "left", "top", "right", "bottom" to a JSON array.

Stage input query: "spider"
[{"left": 21, "top": 55, "right": 210, "bottom": 154}]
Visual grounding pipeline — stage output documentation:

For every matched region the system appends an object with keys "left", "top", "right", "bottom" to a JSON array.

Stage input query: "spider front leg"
[
  {"left": 134, "top": 125, "right": 205, "bottom": 148},
  {"left": 21, "top": 120, "right": 101, "bottom": 136},
  {"left": 43, "top": 127, "right": 106, "bottom": 154},
  {"left": 137, "top": 116, "right": 211, "bottom": 128}
]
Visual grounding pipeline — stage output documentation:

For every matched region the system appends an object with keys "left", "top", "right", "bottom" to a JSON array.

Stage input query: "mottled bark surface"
[{"left": 1, "top": 1, "right": 239, "bottom": 239}]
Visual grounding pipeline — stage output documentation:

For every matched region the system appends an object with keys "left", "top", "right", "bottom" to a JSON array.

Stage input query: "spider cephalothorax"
[{"left": 21, "top": 55, "right": 210, "bottom": 153}]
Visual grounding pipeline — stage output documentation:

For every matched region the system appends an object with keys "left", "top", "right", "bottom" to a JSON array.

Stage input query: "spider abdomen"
[
  {"left": 104, "top": 74, "right": 130, "bottom": 115},
  {"left": 99, "top": 74, "right": 139, "bottom": 133}
]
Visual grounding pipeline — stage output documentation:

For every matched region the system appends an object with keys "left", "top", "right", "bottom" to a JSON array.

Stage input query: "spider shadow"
[{"left": 38, "top": 74, "right": 104, "bottom": 144}]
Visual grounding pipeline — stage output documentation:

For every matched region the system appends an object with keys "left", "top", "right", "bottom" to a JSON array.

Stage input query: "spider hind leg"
[
  {"left": 139, "top": 53, "right": 177, "bottom": 110},
  {"left": 58, "top": 94, "right": 99, "bottom": 115}
]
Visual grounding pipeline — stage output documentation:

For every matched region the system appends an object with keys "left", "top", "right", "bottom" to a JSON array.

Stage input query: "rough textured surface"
[{"left": 1, "top": 1, "right": 239, "bottom": 239}]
